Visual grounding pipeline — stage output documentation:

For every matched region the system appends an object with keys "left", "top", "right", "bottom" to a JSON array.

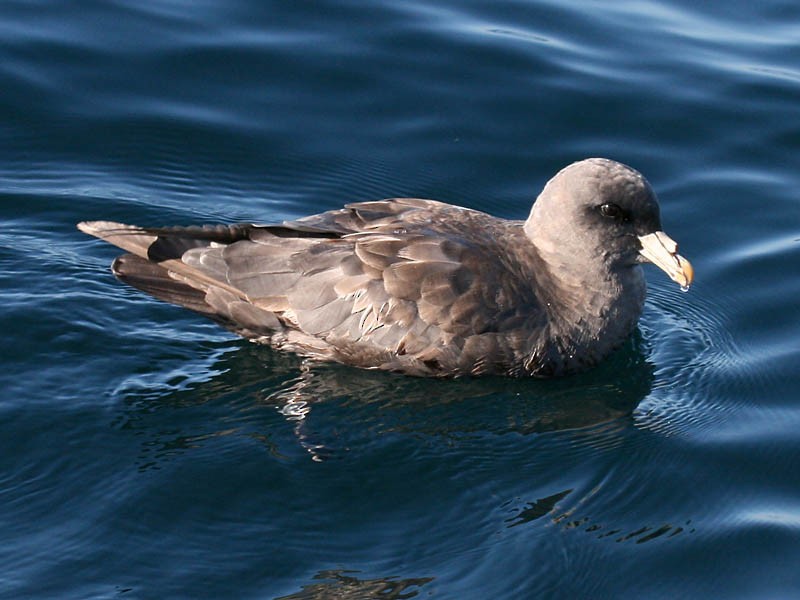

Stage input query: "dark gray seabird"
[{"left": 79, "top": 158, "right": 693, "bottom": 377}]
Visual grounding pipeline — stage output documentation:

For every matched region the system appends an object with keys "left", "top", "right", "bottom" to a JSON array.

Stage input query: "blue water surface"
[{"left": 1, "top": 1, "right": 799, "bottom": 598}]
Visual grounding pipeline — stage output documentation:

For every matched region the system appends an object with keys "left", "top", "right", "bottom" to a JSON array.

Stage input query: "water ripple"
[{"left": 2, "top": 0, "right": 800, "bottom": 597}]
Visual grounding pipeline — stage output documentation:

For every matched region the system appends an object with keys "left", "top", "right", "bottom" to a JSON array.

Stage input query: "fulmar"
[{"left": 78, "top": 158, "right": 693, "bottom": 377}]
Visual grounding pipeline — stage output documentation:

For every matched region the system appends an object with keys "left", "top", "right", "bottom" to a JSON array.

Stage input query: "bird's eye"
[{"left": 599, "top": 203, "right": 623, "bottom": 219}]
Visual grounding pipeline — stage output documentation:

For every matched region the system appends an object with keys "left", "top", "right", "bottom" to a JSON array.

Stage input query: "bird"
[{"left": 78, "top": 158, "right": 692, "bottom": 378}]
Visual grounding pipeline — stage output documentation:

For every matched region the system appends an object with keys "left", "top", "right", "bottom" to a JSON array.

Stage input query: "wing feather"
[{"left": 79, "top": 198, "right": 544, "bottom": 375}]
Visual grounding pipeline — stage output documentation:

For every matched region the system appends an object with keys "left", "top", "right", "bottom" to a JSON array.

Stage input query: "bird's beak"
[{"left": 638, "top": 231, "right": 694, "bottom": 289}]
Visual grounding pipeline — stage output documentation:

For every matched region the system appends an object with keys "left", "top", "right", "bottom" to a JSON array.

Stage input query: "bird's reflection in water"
[
  {"left": 119, "top": 331, "right": 654, "bottom": 465},
  {"left": 261, "top": 331, "right": 654, "bottom": 460},
  {"left": 274, "top": 569, "right": 433, "bottom": 600}
]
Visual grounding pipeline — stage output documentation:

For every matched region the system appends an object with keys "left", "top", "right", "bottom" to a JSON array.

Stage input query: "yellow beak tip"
[{"left": 676, "top": 255, "right": 694, "bottom": 288}]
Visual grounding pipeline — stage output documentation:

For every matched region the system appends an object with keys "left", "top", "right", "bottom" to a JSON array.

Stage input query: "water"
[{"left": 1, "top": 0, "right": 799, "bottom": 597}]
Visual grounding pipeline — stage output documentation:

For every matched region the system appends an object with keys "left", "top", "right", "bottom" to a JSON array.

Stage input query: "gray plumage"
[{"left": 78, "top": 158, "right": 692, "bottom": 377}]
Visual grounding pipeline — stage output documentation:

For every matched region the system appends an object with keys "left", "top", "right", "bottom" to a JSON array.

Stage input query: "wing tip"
[{"left": 77, "top": 220, "right": 134, "bottom": 239}]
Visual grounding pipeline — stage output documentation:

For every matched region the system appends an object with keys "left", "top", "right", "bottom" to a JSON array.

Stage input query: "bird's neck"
[{"left": 524, "top": 251, "right": 646, "bottom": 375}]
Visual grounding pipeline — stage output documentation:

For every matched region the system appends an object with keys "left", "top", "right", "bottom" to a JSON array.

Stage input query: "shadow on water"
[
  {"left": 502, "top": 486, "right": 697, "bottom": 546},
  {"left": 114, "top": 330, "right": 655, "bottom": 465},
  {"left": 274, "top": 570, "right": 434, "bottom": 600}
]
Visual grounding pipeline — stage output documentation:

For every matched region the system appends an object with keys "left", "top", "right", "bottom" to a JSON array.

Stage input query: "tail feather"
[
  {"left": 78, "top": 221, "right": 159, "bottom": 260},
  {"left": 78, "top": 220, "right": 247, "bottom": 300},
  {"left": 111, "top": 253, "right": 215, "bottom": 316},
  {"left": 78, "top": 220, "right": 289, "bottom": 338},
  {"left": 112, "top": 253, "right": 284, "bottom": 337},
  {"left": 77, "top": 221, "right": 254, "bottom": 260}
]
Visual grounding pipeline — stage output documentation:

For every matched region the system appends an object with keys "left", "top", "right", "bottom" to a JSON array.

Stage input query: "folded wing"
[{"left": 79, "top": 199, "right": 544, "bottom": 375}]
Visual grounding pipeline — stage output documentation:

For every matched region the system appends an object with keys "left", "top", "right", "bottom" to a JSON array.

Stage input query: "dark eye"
[{"left": 599, "top": 203, "right": 623, "bottom": 219}]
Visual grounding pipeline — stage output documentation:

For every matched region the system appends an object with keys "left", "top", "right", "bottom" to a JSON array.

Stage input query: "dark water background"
[{"left": 2, "top": 1, "right": 799, "bottom": 598}]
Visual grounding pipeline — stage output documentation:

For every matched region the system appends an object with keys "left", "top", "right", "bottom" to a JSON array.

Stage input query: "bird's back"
[{"left": 80, "top": 199, "right": 551, "bottom": 377}]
